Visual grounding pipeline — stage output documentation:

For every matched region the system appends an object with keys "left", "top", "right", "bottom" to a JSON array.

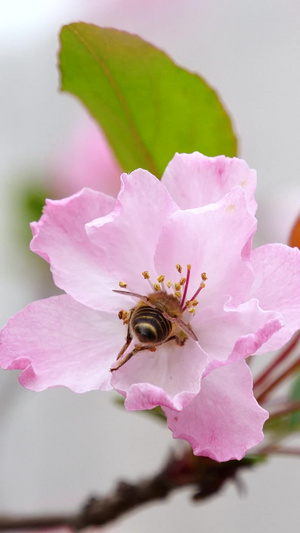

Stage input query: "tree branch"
[{"left": 0, "top": 450, "right": 258, "bottom": 531}]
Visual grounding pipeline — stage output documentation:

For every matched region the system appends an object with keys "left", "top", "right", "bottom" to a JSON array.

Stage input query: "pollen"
[
  {"left": 115, "top": 263, "right": 207, "bottom": 323},
  {"left": 118, "top": 310, "right": 129, "bottom": 323}
]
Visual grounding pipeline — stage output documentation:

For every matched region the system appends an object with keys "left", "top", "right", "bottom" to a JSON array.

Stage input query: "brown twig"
[
  {"left": 0, "top": 451, "right": 256, "bottom": 531},
  {"left": 267, "top": 400, "right": 300, "bottom": 421},
  {"left": 253, "top": 331, "right": 300, "bottom": 390},
  {"left": 256, "top": 356, "right": 300, "bottom": 404}
]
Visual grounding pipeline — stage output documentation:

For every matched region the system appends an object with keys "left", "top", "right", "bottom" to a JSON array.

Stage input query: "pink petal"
[
  {"left": 198, "top": 298, "right": 282, "bottom": 370},
  {"left": 111, "top": 339, "right": 208, "bottom": 411},
  {"left": 0, "top": 295, "right": 123, "bottom": 392},
  {"left": 164, "top": 360, "right": 268, "bottom": 462},
  {"left": 51, "top": 119, "right": 121, "bottom": 198},
  {"left": 162, "top": 153, "right": 257, "bottom": 215},
  {"left": 250, "top": 243, "right": 300, "bottom": 352},
  {"left": 30, "top": 188, "right": 117, "bottom": 310},
  {"left": 154, "top": 188, "right": 256, "bottom": 309},
  {"left": 86, "top": 170, "right": 179, "bottom": 295}
]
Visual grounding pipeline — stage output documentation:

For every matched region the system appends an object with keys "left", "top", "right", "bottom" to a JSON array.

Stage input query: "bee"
[{"left": 111, "top": 290, "right": 198, "bottom": 372}]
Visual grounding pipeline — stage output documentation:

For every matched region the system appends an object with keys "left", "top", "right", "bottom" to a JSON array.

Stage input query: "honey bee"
[{"left": 111, "top": 290, "right": 198, "bottom": 372}]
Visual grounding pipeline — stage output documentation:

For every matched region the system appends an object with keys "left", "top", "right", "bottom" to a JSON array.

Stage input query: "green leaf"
[{"left": 59, "top": 23, "right": 237, "bottom": 177}]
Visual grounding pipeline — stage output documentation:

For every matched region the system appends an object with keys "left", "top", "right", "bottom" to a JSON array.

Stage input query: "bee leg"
[
  {"left": 174, "top": 330, "right": 188, "bottom": 346},
  {"left": 175, "top": 336, "right": 187, "bottom": 347},
  {"left": 160, "top": 334, "right": 187, "bottom": 347},
  {"left": 116, "top": 325, "right": 133, "bottom": 361},
  {"left": 111, "top": 344, "right": 144, "bottom": 372},
  {"left": 111, "top": 343, "right": 159, "bottom": 372}
]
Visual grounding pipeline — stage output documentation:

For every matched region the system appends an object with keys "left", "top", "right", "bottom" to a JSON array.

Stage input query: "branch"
[{"left": 0, "top": 450, "right": 258, "bottom": 531}]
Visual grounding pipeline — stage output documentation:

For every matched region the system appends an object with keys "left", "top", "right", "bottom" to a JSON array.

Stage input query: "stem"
[
  {"left": 0, "top": 452, "right": 254, "bottom": 531},
  {"left": 258, "top": 444, "right": 300, "bottom": 457},
  {"left": 267, "top": 400, "right": 300, "bottom": 421},
  {"left": 256, "top": 356, "right": 300, "bottom": 404},
  {"left": 253, "top": 331, "right": 300, "bottom": 390}
]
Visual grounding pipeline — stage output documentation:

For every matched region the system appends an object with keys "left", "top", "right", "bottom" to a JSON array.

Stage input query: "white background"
[{"left": 1, "top": 1, "right": 300, "bottom": 532}]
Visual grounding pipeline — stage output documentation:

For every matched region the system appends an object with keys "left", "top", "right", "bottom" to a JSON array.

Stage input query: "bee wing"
[
  {"left": 113, "top": 289, "right": 143, "bottom": 298},
  {"left": 113, "top": 290, "right": 155, "bottom": 308},
  {"left": 175, "top": 318, "right": 198, "bottom": 341},
  {"left": 161, "top": 311, "right": 198, "bottom": 341}
]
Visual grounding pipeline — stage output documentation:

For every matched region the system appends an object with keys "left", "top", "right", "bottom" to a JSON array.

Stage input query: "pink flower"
[
  {"left": 1, "top": 153, "right": 300, "bottom": 462},
  {"left": 50, "top": 118, "right": 121, "bottom": 198}
]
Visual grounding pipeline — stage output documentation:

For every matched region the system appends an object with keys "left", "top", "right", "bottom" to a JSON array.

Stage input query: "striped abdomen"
[{"left": 132, "top": 305, "right": 172, "bottom": 344}]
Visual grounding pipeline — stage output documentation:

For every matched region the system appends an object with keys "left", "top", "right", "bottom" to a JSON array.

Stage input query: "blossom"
[
  {"left": 50, "top": 118, "right": 121, "bottom": 198},
  {"left": 1, "top": 152, "right": 300, "bottom": 462}
]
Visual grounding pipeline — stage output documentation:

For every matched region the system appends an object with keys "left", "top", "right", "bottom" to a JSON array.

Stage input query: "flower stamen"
[
  {"left": 142, "top": 270, "right": 154, "bottom": 290},
  {"left": 117, "top": 264, "right": 207, "bottom": 318},
  {"left": 181, "top": 264, "right": 191, "bottom": 308}
]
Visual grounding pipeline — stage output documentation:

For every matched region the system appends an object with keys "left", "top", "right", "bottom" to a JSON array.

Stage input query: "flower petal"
[
  {"left": 199, "top": 298, "right": 282, "bottom": 370},
  {"left": 86, "top": 170, "right": 179, "bottom": 295},
  {"left": 0, "top": 295, "right": 123, "bottom": 392},
  {"left": 162, "top": 152, "right": 257, "bottom": 215},
  {"left": 164, "top": 360, "right": 268, "bottom": 462},
  {"left": 51, "top": 119, "right": 121, "bottom": 198},
  {"left": 111, "top": 339, "right": 208, "bottom": 411},
  {"left": 154, "top": 188, "right": 256, "bottom": 309},
  {"left": 30, "top": 188, "right": 116, "bottom": 310},
  {"left": 250, "top": 243, "right": 300, "bottom": 352}
]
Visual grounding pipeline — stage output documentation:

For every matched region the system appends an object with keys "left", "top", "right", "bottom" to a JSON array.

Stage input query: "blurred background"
[{"left": 1, "top": 1, "right": 300, "bottom": 531}]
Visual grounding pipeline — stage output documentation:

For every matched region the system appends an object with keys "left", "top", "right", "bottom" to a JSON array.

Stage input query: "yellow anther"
[
  {"left": 119, "top": 281, "right": 127, "bottom": 288},
  {"left": 142, "top": 271, "right": 150, "bottom": 279},
  {"left": 185, "top": 300, "right": 192, "bottom": 308},
  {"left": 154, "top": 282, "right": 161, "bottom": 291},
  {"left": 175, "top": 282, "right": 181, "bottom": 291},
  {"left": 180, "top": 277, "right": 186, "bottom": 285},
  {"left": 200, "top": 281, "right": 205, "bottom": 288},
  {"left": 157, "top": 275, "right": 165, "bottom": 283},
  {"left": 192, "top": 299, "right": 199, "bottom": 306},
  {"left": 166, "top": 280, "right": 172, "bottom": 288},
  {"left": 201, "top": 272, "right": 207, "bottom": 281},
  {"left": 187, "top": 264, "right": 191, "bottom": 271},
  {"left": 175, "top": 291, "right": 182, "bottom": 298},
  {"left": 189, "top": 308, "right": 196, "bottom": 314},
  {"left": 176, "top": 264, "right": 182, "bottom": 273}
]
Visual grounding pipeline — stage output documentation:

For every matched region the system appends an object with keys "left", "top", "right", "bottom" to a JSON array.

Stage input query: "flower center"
[
  {"left": 118, "top": 264, "right": 207, "bottom": 317},
  {"left": 111, "top": 265, "right": 207, "bottom": 371}
]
